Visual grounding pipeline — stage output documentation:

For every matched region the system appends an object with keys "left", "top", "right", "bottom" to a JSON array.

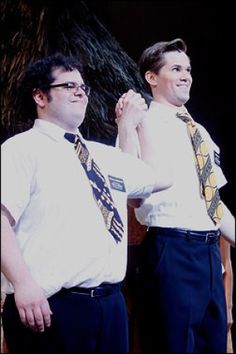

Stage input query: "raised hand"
[{"left": 115, "top": 89, "right": 148, "bottom": 129}]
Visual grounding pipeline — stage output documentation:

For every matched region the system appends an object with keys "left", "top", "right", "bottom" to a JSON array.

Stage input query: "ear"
[
  {"left": 32, "top": 89, "right": 47, "bottom": 108},
  {"left": 145, "top": 71, "right": 158, "bottom": 87}
]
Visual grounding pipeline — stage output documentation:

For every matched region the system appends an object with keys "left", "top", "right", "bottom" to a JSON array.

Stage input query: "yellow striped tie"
[{"left": 176, "top": 111, "right": 223, "bottom": 225}]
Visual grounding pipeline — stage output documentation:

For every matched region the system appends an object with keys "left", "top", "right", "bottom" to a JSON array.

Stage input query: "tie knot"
[
  {"left": 64, "top": 132, "right": 77, "bottom": 144},
  {"left": 176, "top": 111, "right": 192, "bottom": 123}
]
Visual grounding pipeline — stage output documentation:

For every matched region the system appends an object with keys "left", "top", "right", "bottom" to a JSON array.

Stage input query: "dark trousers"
[
  {"left": 2, "top": 286, "right": 129, "bottom": 354},
  {"left": 138, "top": 228, "right": 227, "bottom": 353}
]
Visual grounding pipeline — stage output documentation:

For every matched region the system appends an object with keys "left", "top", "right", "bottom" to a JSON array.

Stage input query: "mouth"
[
  {"left": 178, "top": 85, "right": 189, "bottom": 91},
  {"left": 70, "top": 99, "right": 87, "bottom": 105}
]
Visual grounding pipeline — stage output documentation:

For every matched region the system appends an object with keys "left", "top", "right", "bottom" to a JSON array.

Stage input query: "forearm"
[
  {"left": 137, "top": 120, "right": 172, "bottom": 191},
  {"left": 1, "top": 209, "right": 52, "bottom": 331},
  {"left": 118, "top": 122, "right": 140, "bottom": 157},
  {"left": 1, "top": 211, "right": 34, "bottom": 288},
  {"left": 116, "top": 89, "right": 172, "bottom": 192}
]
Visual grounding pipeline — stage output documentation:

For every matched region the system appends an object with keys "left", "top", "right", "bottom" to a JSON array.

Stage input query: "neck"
[{"left": 151, "top": 92, "right": 186, "bottom": 109}]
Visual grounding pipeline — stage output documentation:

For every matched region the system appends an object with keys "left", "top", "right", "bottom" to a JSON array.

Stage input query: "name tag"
[
  {"left": 214, "top": 151, "right": 221, "bottom": 166},
  {"left": 108, "top": 175, "right": 126, "bottom": 192}
]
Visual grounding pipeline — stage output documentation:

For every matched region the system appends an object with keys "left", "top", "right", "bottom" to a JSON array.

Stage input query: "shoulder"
[
  {"left": 196, "top": 122, "right": 223, "bottom": 168},
  {"left": 1, "top": 128, "right": 47, "bottom": 163},
  {"left": 197, "top": 123, "right": 220, "bottom": 151},
  {"left": 2, "top": 129, "right": 35, "bottom": 151}
]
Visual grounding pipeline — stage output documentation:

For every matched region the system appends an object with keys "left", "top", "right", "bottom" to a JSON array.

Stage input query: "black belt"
[
  {"left": 148, "top": 226, "right": 220, "bottom": 244},
  {"left": 62, "top": 282, "right": 121, "bottom": 298}
]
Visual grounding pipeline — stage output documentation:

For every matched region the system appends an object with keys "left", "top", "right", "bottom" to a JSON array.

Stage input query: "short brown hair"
[{"left": 139, "top": 38, "right": 187, "bottom": 82}]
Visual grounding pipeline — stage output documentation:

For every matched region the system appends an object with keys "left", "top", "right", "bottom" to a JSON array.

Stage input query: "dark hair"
[
  {"left": 139, "top": 38, "right": 188, "bottom": 82},
  {"left": 17, "top": 53, "right": 84, "bottom": 118}
]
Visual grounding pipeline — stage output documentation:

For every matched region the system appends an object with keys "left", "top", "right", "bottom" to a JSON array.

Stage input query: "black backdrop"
[{"left": 2, "top": 0, "right": 235, "bottom": 349}]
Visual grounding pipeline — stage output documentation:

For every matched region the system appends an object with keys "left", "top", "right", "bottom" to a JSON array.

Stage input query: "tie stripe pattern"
[
  {"left": 64, "top": 132, "right": 124, "bottom": 242},
  {"left": 176, "top": 112, "right": 223, "bottom": 225}
]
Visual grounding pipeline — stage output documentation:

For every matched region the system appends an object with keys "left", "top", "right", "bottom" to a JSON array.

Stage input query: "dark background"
[
  {"left": 88, "top": 0, "right": 236, "bottom": 348},
  {"left": 2, "top": 0, "right": 235, "bottom": 349}
]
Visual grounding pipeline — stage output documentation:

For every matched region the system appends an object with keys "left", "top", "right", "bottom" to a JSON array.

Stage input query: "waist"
[
  {"left": 135, "top": 204, "right": 218, "bottom": 231},
  {"left": 61, "top": 282, "right": 121, "bottom": 298},
  {"left": 147, "top": 226, "right": 220, "bottom": 244}
]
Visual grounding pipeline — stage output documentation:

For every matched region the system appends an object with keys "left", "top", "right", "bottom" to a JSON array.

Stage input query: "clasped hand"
[{"left": 115, "top": 89, "right": 148, "bottom": 128}]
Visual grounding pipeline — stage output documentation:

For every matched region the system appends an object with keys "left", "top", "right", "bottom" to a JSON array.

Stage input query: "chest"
[{"left": 31, "top": 144, "right": 127, "bottom": 208}]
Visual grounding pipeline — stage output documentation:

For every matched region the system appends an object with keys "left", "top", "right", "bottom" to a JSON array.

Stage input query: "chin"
[
  {"left": 76, "top": 117, "right": 85, "bottom": 128},
  {"left": 180, "top": 96, "right": 190, "bottom": 105}
]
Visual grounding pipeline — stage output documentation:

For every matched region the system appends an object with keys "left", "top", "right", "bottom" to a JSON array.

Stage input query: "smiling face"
[
  {"left": 33, "top": 68, "right": 89, "bottom": 132},
  {"left": 146, "top": 51, "right": 192, "bottom": 108}
]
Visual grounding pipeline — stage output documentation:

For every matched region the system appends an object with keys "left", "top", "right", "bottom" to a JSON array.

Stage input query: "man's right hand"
[
  {"left": 14, "top": 280, "right": 52, "bottom": 332},
  {"left": 115, "top": 89, "right": 148, "bottom": 129}
]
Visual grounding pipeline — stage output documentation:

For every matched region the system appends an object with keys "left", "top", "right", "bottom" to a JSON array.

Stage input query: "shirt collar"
[
  {"left": 149, "top": 101, "right": 188, "bottom": 117},
  {"left": 33, "top": 119, "right": 83, "bottom": 142}
]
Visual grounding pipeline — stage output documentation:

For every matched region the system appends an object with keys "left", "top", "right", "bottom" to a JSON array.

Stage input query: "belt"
[
  {"left": 62, "top": 282, "right": 121, "bottom": 298},
  {"left": 148, "top": 226, "right": 220, "bottom": 244}
]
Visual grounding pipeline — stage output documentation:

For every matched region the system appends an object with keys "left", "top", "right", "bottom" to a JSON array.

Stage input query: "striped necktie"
[
  {"left": 64, "top": 132, "right": 124, "bottom": 242},
  {"left": 176, "top": 111, "right": 223, "bottom": 225}
]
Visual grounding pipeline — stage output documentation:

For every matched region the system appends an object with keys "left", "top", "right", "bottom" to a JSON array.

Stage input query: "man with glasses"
[{"left": 1, "top": 53, "right": 171, "bottom": 353}]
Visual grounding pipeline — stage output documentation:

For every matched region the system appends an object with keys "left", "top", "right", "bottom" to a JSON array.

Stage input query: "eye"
[
  {"left": 66, "top": 82, "right": 76, "bottom": 89},
  {"left": 172, "top": 66, "right": 180, "bottom": 72}
]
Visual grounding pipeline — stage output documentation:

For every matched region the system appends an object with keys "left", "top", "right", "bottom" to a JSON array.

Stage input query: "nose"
[
  {"left": 181, "top": 70, "right": 192, "bottom": 81},
  {"left": 179, "top": 75, "right": 191, "bottom": 87},
  {"left": 74, "top": 86, "right": 86, "bottom": 97}
]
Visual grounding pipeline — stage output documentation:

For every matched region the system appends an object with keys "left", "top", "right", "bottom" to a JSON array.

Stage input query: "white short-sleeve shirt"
[
  {"left": 1, "top": 119, "right": 155, "bottom": 297},
  {"left": 135, "top": 101, "right": 227, "bottom": 230}
]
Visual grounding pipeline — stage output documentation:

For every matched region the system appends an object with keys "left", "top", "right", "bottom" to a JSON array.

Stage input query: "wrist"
[{"left": 117, "top": 120, "right": 137, "bottom": 133}]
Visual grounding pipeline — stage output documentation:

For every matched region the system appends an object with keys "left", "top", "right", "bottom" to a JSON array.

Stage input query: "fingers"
[
  {"left": 115, "top": 101, "right": 123, "bottom": 118},
  {"left": 14, "top": 280, "right": 53, "bottom": 332},
  {"left": 115, "top": 89, "right": 147, "bottom": 119},
  {"left": 115, "top": 89, "right": 148, "bottom": 130},
  {"left": 19, "top": 307, "right": 37, "bottom": 331},
  {"left": 18, "top": 307, "right": 27, "bottom": 326},
  {"left": 40, "top": 301, "right": 53, "bottom": 329},
  {"left": 115, "top": 93, "right": 127, "bottom": 117},
  {"left": 25, "top": 307, "right": 38, "bottom": 331},
  {"left": 18, "top": 301, "right": 52, "bottom": 332},
  {"left": 124, "top": 90, "right": 147, "bottom": 111}
]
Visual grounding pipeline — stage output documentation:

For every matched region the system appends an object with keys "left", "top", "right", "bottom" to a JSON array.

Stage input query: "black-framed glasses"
[{"left": 49, "top": 82, "right": 90, "bottom": 96}]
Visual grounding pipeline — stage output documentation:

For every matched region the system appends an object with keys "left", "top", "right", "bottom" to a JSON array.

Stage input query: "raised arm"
[
  {"left": 116, "top": 89, "right": 172, "bottom": 193},
  {"left": 116, "top": 90, "right": 145, "bottom": 157}
]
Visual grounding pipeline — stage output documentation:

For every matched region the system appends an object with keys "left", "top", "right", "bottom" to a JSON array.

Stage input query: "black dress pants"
[
  {"left": 138, "top": 228, "right": 227, "bottom": 353},
  {"left": 2, "top": 286, "right": 129, "bottom": 353}
]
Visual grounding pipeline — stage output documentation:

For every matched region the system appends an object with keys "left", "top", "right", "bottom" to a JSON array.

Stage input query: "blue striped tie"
[{"left": 64, "top": 132, "right": 124, "bottom": 242}]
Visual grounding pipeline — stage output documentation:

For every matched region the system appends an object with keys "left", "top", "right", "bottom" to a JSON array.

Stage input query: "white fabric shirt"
[
  {"left": 135, "top": 101, "right": 227, "bottom": 230},
  {"left": 1, "top": 119, "right": 155, "bottom": 297}
]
